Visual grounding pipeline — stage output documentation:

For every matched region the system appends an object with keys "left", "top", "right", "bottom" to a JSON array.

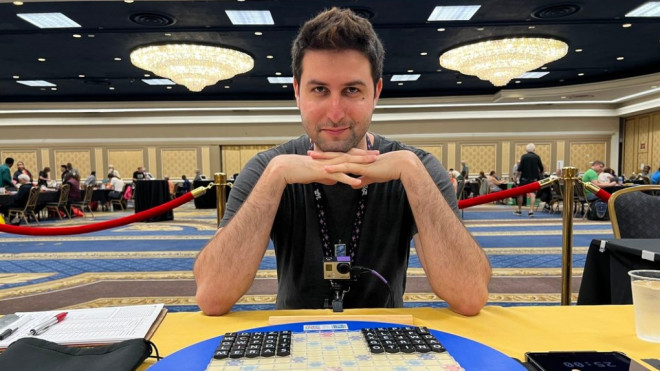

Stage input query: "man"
[
  {"left": 105, "top": 173, "right": 125, "bottom": 208},
  {"left": 83, "top": 171, "right": 97, "bottom": 189},
  {"left": 515, "top": 143, "right": 544, "bottom": 217},
  {"left": 108, "top": 164, "right": 120, "bottom": 178},
  {"left": 132, "top": 166, "right": 146, "bottom": 183},
  {"left": 193, "top": 169, "right": 204, "bottom": 181},
  {"left": 194, "top": 8, "right": 490, "bottom": 316},
  {"left": 582, "top": 160, "right": 616, "bottom": 201},
  {"left": 12, "top": 161, "right": 33, "bottom": 183},
  {"left": 1, "top": 174, "right": 33, "bottom": 223},
  {"left": 0, "top": 157, "right": 14, "bottom": 189},
  {"left": 651, "top": 167, "right": 660, "bottom": 184}
]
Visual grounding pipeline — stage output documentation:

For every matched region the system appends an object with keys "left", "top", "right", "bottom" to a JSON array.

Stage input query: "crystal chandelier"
[
  {"left": 439, "top": 37, "right": 568, "bottom": 87},
  {"left": 130, "top": 44, "right": 254, "bottom": 92}
]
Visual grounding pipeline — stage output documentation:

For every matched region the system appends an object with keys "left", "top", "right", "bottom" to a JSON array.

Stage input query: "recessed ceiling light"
[
  {"left": 398, "top": 83, "right": 404, "bottom": 86},
  {"left": 73, "top": 34, "right": 82, "bottom": 38},
  {"left": 437, "top": 28, "right": 446, "bottom": 32},
  {"left": 275, "top": 72, "right": 282, "bottom": 76},
  {"left": 622, "top": 23, "right": 632, "bottom": 28},
  {"left": 518, "top": 71, "right": 549, "bottom": 79},
  {"left": 515, "top": 80, "right": 521, "bottom": 84},
  {"left": 254, "top": 31, "right": 263, "bottom": 36},
  {"left": 391, "top": 74, "right": 420, "bottom": 82},
  {"left": 407, "top": 69, "right": 414, "bottom": 73},
  {"left": 626, "top": 1, "right": 660, "bottom": 17},
  {"left": 78, "top": 74, "right": 85, "bottom": 78},
  {"left": 164, "top": 33, "right": 172, "bottom": 37},
  {"left": 528, "top": 26, "right": 536, "bottom": 29},
  {"left": 12, "top": 75, "right": 19, "bottom": 79},
  {"left": 575, "top": 49, "right": 583, "bottom": 52},
  {"left": 518, "top": 97, "right": 525, "bottom": 100},
  {"left": 144, "top": 74, "right": 150, "bottom": 77},
  {"left": 282, "top": 85, "right": 288, "bottom": 88},
  {"left": 578, "top": 73, "right": 585, "bottom": 76},
  {"left": 267, "top": 76, "right": 293, "bottom": 84},
  {"left": 266, "top": 55, "right": 274, "bottom": 59},
  {"left": 225, "top": 85, "right": 230, "bottom": 88},
  {"left": 457, "top": 81, "right": 462, "bottom": 85},
  {"left": 13, "top": 1, "right": 23, "bottom": 5},
  {"left": 616, "top": 56, "right": 625, "bottom": 60},
  {"left": 166, "top": 86, "right": 173, "bottom": 89},
  {"left": 124, "top": 0, "right": 134, "bottom": 3},
  {"left": 109, "top": 87, "right": 115, "bottom": 90},
  {"left": 225, "top": 10, "right": 274, "bottom": 25},
  {"left": 427, "top": 5, "right": 481, "bottom": 21},
  {"left": 476, "top": 27, "right": 485, "bottom": 31},
  {"left": 50, "top": 87, "right": 57, "bottom": 91},
  {"left": 142, "top": 78, "right": 176, "bottom": 86},
  {"left": 114, "top": 57, "right": 122, "bottom": 61},
  {"left": 420, "top": 52, "right": 428, "bottom": 56},
  {"left": 17, "top": 80, "right": 56, "bottom": 87},
  {"left": 561, "top": 96, "right": 567, "bottom": 99},
  {"left": 17, "top": 12, "right": 81, "bottom": 28},
  {"left": 88, "top": 34, "right": 95, "bottom": 38},
  {"left": 37, "top": 58, "right": 46, "bottom": 62},
  {"left": 541, "top": 66, "right": 548, "bottom": 70}
]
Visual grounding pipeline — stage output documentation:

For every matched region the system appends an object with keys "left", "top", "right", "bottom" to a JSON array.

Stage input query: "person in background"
[
  {"left": 60, "top": 164, "right": 70, "bottom": 183},
  {"left": 194, "top": 7, "right": 490, "bottom": 317},
  {"left": 144, "top": 169, "right": 154, "bottom": 180},
  {"left": 105, "top": 173, "right": 124, "bottom": 209},
  {"left": 164, "top": 175, "right": 175, "bottom": 198},
  {"left": 448, "top": 170, "right": 458, "bottom": 193},
  {"left": 0, "top": 157, "right": 15, "bottom": 190},
  {"left": 132, "top": 167, "right": 145, "bottom": 183},
  {"left": 83, "top": 171, "right": 97, "bottom": 189},
  {"left": 460, "top": 160, "right": 469, "bottom": 180},
  {"left": 1, "top": 174, "right": 33, "bottom": 223},
  {"left": 651, "top": 167, "right": 660, "bottom": 184},
  {"left": 38, "top": 167, "right": 51, "bottom": 188},
  {"left": 582, "top": 160, "right": 616, "bottom": 201},
  {"left": 515, "top": 143, "right": 544, "bottom": 217},
  {"left": 598, "top": 167, "right": 616, "bottom": 183},
  {"left": 487, "top": 170, "right": 507, "bottom": 193},
  {"left": 12, "top": 161, "right": 33, "bottom": 184},
  {"left": 193, "top": 169, "right": 204, "bottom": 181},
  {"left": 108, "top": 164, "right": 120, "bottom": 179},
  {"left": 181, "top": 175, "right": 191, "bottom": 192}
]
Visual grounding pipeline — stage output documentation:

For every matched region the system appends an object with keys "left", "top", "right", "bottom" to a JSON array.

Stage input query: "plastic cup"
[{"left": 629, "top": 270, "right": 660, "bottom": 342}]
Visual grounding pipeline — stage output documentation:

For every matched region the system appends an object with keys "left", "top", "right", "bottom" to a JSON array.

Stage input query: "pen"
[
  {"left": 0, "top": 315, "right": 30, "bottom": 340},
  {"left": 29, "top": 312, "right": 67, "bottom": 336}
]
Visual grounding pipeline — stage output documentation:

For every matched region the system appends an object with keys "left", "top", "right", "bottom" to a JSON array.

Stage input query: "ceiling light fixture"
[
  {"left": 439, "top": 37, "right": 568, "bottom": 86},
  {"left": 130, "top": 43, "right": 254, "bottom": 92}
]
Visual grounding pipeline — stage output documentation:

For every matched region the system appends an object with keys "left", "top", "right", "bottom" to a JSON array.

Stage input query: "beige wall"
[
  {"left": 623, "top": 109, "right": 660, "bottom": 176},
  {"left": 0, "top": 102, "right": 621, "bottom": 180}
]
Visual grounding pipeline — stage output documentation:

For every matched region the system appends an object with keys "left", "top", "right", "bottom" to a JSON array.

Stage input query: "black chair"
[
  {"left": 46, "top": 184, "right": 71, "bottom": 219},
  {"left": 573, "top": 182, "right": 590, "bottom": 219},
  {"left": 608, "top": 185, "right": 660, "bottom": 238},
  {"left": 71, "top": 186, "right": 95, "bottom": 217},
  {"left": 110, "top": 184, "right": 128, "bottom": 211},
  {"left": 7, "top": 187, "right": 41, "bottom": 225}
]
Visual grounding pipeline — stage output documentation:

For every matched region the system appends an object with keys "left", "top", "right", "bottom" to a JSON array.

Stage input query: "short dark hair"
[
  {"left": 5, "top": 157, "right": 14, "bottom": 166},
  {"left": 592, "top": 160, "right": 605, "bottom": 167},
  {"left": 291, "top": 7, "right": 385, "bottom": 89}
]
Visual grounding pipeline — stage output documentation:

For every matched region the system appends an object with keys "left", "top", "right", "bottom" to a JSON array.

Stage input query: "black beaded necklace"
[{"left": 310, "top": 135, "right": 372, "bottom": 260}]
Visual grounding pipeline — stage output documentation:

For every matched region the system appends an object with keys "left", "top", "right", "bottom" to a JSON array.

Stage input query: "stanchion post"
[
  {"left": 214, "top": 173, "right": 227, "bottom": 228},
  {"left": 560, "top": 166, "right": 577, "bottom": 305}
]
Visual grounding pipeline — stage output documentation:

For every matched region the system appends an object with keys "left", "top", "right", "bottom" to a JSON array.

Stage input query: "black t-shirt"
[
  {"left": 220, "top": 134, "right": 457, "bottom": 310},
  {"left": 518, "top": 152, "right": 544, "bottom": 181},
  {"left": 133, "top": 171, "right": 145, "bottom": 181}
]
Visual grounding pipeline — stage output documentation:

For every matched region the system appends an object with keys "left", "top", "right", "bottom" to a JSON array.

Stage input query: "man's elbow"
[
  {"left": 196, "top": 289, "right": 234, "bottom": 316},
  {"left": 443, "top": 285, "right": 489, "bottom": 317}
]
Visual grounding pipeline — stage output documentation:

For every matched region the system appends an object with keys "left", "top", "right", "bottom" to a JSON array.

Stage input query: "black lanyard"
[{"left": 311, "top": 135, "right": 372, "bottom": 260}]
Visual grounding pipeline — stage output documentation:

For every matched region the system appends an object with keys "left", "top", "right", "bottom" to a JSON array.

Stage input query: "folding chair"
[
  {"left": 8, "top": 187, "right": 41, "bottom": 225},
  {"left": 46, "top": 183, "right": 71, "bottom": 219},
  {"left": 71, "top": 185, "right": 95, "bottom": 217}
]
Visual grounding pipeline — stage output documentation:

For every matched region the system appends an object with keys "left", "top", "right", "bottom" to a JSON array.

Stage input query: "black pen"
[{"left": 0, "top": 315, "right": 30, "bottom": 340}]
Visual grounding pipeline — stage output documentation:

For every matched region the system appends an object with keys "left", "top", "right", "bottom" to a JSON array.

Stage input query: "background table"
[
  {"left": 578, "top": 238, "right": 660, "bottom": 305},
  {"left": 134, "top": 180, "right": 173, "bottom": 222},
  {"left": 192, "top": 180, "right": 231, "bottom": 209},
  {"left": 140, "top": 306, "right": 656, "bottom": 370}
]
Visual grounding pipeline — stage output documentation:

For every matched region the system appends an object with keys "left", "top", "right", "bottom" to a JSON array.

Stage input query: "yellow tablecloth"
[{"left": 142, "top": 305, "right": 658, "bottom": 370}]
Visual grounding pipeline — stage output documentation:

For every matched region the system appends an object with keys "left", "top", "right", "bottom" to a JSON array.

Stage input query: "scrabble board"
[
  {"left": 149, "top": 321, "right": 525, "bottom": 371},
  {"left": 206, "top": 324, "right": 463, "bottom": 370}
]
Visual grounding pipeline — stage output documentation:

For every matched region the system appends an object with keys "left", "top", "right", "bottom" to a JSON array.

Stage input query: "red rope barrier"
[
  {"left": 0, "top": 192, "right": 195, "bottom": 236},
  {"left": 458, "top": 181, "right": 541, "bottom": 209},
  {"left": 595, "top": 188, "right": 611, "bottom": 202}
]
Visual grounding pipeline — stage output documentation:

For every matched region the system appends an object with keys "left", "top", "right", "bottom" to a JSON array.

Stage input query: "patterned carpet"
[{"left": 0, "top": 202, "right": 614, "bottom": 314}]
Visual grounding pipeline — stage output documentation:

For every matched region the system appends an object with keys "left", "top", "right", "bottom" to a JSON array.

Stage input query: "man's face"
[
  {"left": 593, "top": 163, "right": 604, "bottom": 173},
  {"left": 294, "top": 49, "right": 382, "bottom": 152}
]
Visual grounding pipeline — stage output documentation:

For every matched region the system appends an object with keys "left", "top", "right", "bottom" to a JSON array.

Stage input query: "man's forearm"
[
  {"left": 194, "top": 162, "right": 287, "bottom": 315},
  {"left": 401, "top": 156, "right": 490, "bottom": 316}
]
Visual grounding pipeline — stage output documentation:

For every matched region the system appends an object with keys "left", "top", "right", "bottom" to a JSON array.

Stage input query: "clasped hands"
[{"left": 277, "top": 148, "right": 417, "bottom": 189}]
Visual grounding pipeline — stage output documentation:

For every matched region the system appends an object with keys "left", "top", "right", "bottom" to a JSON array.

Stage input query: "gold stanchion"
[
  {"left": 214, "top": 173, "right": 227, "bottom": 227},
  {"left": 560, "top": 166, "right": 578, "bottom": 305}
]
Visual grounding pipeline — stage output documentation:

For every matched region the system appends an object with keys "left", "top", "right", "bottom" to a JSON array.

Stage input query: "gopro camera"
[{"left": 323, "top": 256, "right": 352, "bottom": 280}]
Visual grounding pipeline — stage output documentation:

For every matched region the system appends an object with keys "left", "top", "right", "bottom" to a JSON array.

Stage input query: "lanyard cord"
[{"left": 311, "top": 135, "right": 372, "bottom": 260}]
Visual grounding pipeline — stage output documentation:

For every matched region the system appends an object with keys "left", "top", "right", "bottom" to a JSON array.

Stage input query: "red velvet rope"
[
  {"left": 0, "top": 191, "right": 195, "bottom": 236},
  {"left": 458, "top": 181, "right": 541, "bottom": 209},
  {"left": 595, "top": 188, "right": 611, "bottom": 202}
]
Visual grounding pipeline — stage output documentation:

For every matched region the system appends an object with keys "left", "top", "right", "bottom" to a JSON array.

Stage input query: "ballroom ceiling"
[{"left": 1, "top": 0, "right": 659, "bottom": 103}]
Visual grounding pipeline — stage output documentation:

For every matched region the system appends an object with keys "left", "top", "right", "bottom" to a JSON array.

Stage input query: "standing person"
[
  {"left": 514, "top": 143, "right": 544, "bottom": 217},
  {"left": 193, "top": 169, "right": 204, "bottom": 181},
  {"left": 0, "top": 158, "right": 15, "bottom": 190},
  {"left": 132, "top": 166, "right": 145, "bottom": 183},
  {"left": 108, "top": 164, "right": 120, "bottom": 178},
  {"left": 60, "top": 164, "right": 70, "bottom": 183},
  {"left": 38, "top": 167, "right": 51, "bottom": 188},
  {"left": 12, "top": 161, "right": 33, "bottom": 183},
  {"left": 194, "top": 7, "right": 490, "bottom": 317},
  {"left": 460, "top": 160, "right": 469, "bottom": 180}
]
